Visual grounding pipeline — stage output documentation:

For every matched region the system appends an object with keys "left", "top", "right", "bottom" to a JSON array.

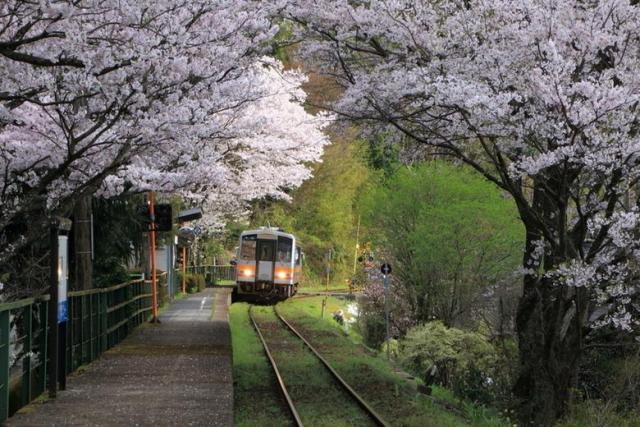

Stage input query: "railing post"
[
  {"left": 80, "top": 295, "right": 87, "bottom": 364},
  {"left": 89, "top": 294, "right": 95, "bottom": 361},
  {"left": 100, "top": 292, "right": 107, "bottom": 352},
  {"left": 39, "top": 301, "right": 48, "bottom": 397},
  {"left": 21, "top": 305, "right": 33, "bottom": 406},
  {"left": 68, "top": 296, "right": 75, "bottom": 371},
  {"left": 0, "top": 310, "right": 10, "bottom": 422}
]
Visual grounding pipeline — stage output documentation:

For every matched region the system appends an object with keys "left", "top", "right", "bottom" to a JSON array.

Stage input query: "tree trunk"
[
  {"left": 514, "top": 181, "right": 590, "bottom": 426},
  {"left": 514, "top": 274, "right": 588, "bottom": 425},
  {"left": 72, "top": 196, "right": 93, "bottom": 291}
]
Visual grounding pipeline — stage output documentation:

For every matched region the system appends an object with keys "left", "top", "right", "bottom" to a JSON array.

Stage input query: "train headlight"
[
  {"left": 242, "top": 269, "right": 254, "bottom": 277},
  {"left": 276, "top": 270, "right": 290, "bottom": 280}
]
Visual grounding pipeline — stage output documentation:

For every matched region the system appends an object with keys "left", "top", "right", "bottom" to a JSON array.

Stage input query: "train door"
[{"left": 256, "top": 239, "right": 276, "bottom": 281}]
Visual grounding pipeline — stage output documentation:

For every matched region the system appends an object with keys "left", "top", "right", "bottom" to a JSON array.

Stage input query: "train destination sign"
[{"left": 380, "top": 263, "right": 392, "bottom": 275}]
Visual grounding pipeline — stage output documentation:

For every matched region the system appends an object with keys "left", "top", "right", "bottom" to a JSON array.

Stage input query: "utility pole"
[
  {"left": 325, "top": 249, "right": 331, "bottom": 291},
  {"left": 381, "top": 263, "right": 392, "bottom": 360},
  {"left": 321, "top": 249, "right": 332, "bottom": 319},
  {"left": 384, "top": 273, "right": 390, "bottom": 360},
  {"left": 148, "top": 192, "right": 159, "bottom": 323},
  {"left": 182, "top": 246, "right": 187, "bottom": 293},
  {"left": 353, "top": 215, "right": 360, "bottom": 275}
]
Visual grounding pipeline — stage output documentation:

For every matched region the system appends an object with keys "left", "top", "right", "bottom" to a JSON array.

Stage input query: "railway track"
[{"left": 248, "top": 305, "right": 390, "bottom": 427}]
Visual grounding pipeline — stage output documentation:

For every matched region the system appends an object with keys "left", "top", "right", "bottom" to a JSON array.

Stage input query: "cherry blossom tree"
[
  {"left": 0, "top": 2, "right": 328, "bottom": 293},
  {"left": 107, "top": 59, "right": 330, "bottom": 228},
  {"left": 280, "top": 0, "right": 640, "bottom": 424}
]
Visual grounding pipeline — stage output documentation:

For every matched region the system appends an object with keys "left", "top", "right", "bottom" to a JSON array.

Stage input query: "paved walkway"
[{"left": 10, "top": 288, "right": 233, "bottom": 426}]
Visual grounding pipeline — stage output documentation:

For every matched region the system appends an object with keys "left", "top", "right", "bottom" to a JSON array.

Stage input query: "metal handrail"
[
  {"left": 0, "top": 274, "right": 164, "bottom": 423},
  {"left": 0, "top": 295, "right": 51, "bottom": 312}
]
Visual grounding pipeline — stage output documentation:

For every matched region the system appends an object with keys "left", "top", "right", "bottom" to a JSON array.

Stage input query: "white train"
[{"left": 233, "top": 227, "right": 302, "bottom": 300}]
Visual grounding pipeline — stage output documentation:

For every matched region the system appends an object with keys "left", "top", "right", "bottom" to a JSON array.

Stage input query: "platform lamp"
[{"left": 48, "top": 216, "right": 72, "bottom": 398}]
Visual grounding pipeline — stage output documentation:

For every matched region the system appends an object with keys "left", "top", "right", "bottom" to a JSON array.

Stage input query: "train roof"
[{"left": 240, "top": 227, "right": 297, "bottom": 241}]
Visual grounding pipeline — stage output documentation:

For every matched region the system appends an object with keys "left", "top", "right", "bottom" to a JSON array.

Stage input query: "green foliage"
[
  {"left": 359, "top": 308, "right": 387, "bottom": 349},
  {"left": 251, "top": 139, "right": 370, "bottom": 283},
  {"left": 557, "top": 399, "right": 640, "bottom": 427},
  {"left": 366, "top": 133, "right": 400, "bottom": 178},
  {"left": 200, "top": 238, "right": 225, "bottom": 263},
  {"left": 92, "top": 195, "right": 146, "bottom": 287},
  {"left": 360, "top": 162, "right": 524, "bottom": 325},
  {"left": 576, "top": 342, "right": 640, "bottom": 421}
]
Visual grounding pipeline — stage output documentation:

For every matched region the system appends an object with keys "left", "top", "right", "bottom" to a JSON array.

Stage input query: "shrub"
[
  {"left": 93, "top": 257, "right": 130, "bottom": 288},
  {"left": 399, "top": 321, "right": 502, "bottom": 404},
  {"left": 177, "top": 273, "right": 206, "bottom": 294}
]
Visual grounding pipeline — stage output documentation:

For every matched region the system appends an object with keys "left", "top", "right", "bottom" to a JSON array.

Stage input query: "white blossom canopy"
[
  {"left": 0, "top": 1, "right": 329, "bottom": 244},
  {"left": 281, "top": 0, "right": 640, "bottom": 331}
]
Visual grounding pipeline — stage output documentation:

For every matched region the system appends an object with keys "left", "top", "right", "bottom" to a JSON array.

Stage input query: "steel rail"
[
  {"left": 274, "top": 305, "right": 390, "bottom": 427},
  {"left": 248, "top": 305, "right": 304, "bottom": 427}
]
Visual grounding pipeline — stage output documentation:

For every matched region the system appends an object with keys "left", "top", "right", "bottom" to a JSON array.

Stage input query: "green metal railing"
[
  {"left": 0, "top": 273, "right": 165, "bottom": 422},
  {"left": 0, "top": 296, "right": 49, "bottom": 422},
  {"left": 64, "top": 274, "right": 165, "bottom": 373},
  {"left": 186, "top": 265, "right": 235, "bottom": 286}
]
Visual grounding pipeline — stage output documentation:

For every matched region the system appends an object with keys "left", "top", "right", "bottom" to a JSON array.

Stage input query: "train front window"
[
  {"left": 240, "top": 235, "right": 257, "bottom": 260},
  {"left": 258, "top": 241, "right": 275, "bottom": 261},
  {"left": 277, "top": 237, "right": 292, "bottom": 263}
]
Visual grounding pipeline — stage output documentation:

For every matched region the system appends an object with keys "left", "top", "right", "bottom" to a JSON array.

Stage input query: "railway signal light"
[
  {"left": 137, "top": 203, "right": 173, "bottom": 231},
  {"left": 154, "top": 204, "right": 172, "bottom": 232},
  {"left": 381, "top": 263, "right": 392, "bottom": 275}
]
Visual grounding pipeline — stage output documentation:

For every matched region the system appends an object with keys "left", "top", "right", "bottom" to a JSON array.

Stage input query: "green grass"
[
  {"left": 229, "top": 303, "right": 292, "bottom": 427},
  {"left": 276, "top": 297, "right": 512, "bottom": 427},
  {"left": 298, "top": 278, "right": 354, "bottom": 292}
]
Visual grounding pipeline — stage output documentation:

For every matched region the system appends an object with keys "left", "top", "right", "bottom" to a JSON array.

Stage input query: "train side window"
[
  {"left": 277, "top": 237, "right": 292, "bottom": 263},
  {"left": 295, "top": 248, "right": 301, "bottom": 265}
]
